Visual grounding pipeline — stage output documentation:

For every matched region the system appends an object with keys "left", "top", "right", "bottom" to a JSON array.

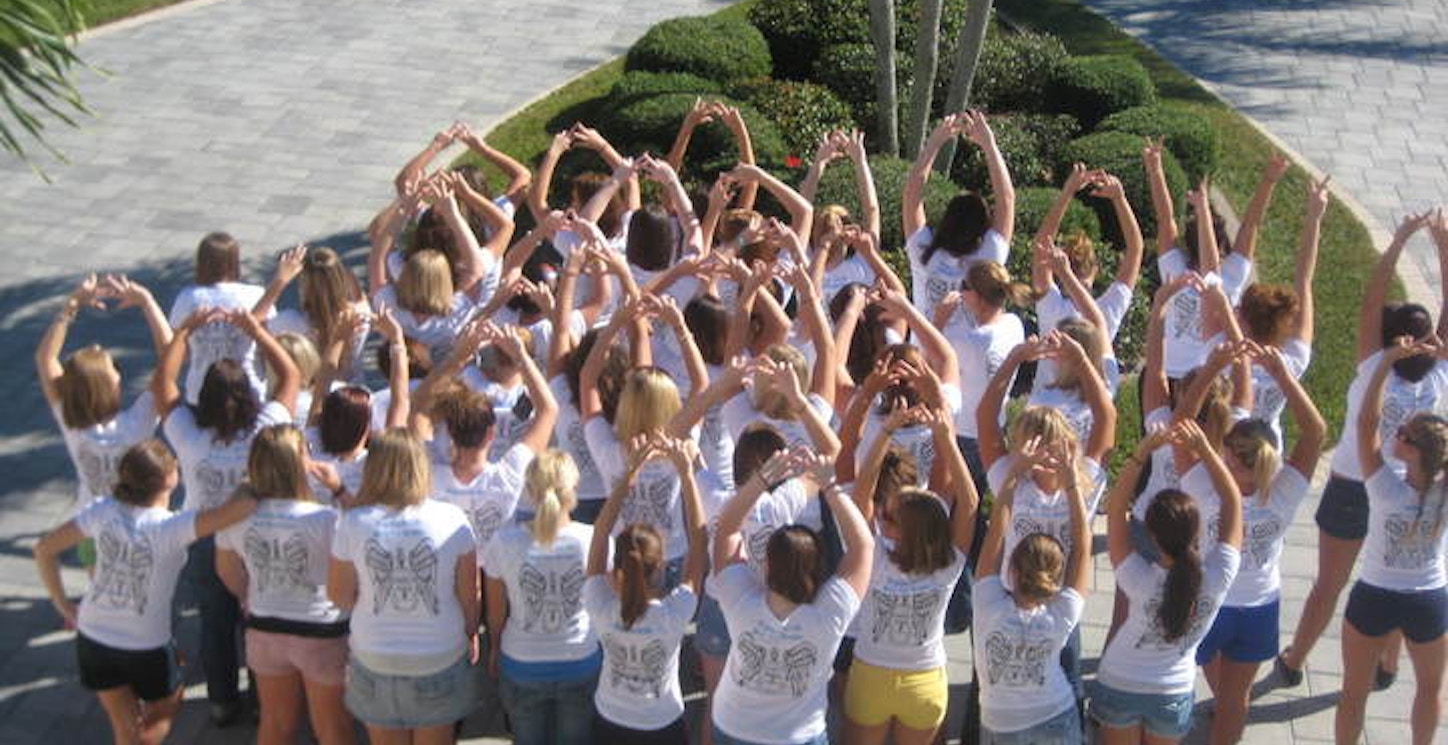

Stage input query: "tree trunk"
[
  {"left": 935, "top": 0, "right": 994, "bottom": 174},
  {"left": 867, "top": 0, "right": 899, "bottom": 157},
  {"left": 903, "top": 0, "right": 943, "bottom": 159}
]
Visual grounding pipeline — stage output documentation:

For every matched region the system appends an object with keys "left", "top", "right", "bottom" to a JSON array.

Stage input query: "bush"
[
  {"left": 1059, "top": 131, "right": 1186, "bottom": 243},
  {"left": 606, "top": 71, "right": 722, "bottom": 109},
  {"left": 968, "top": 30, "right": 1069, "bottom": 114},
  {"left": 814, "top": 43, "right": 890, "bottom": 129},
  {"left": 598, "top": 93, "right": 788, "bottom": 180},
  {"left": 1046, "top": 55, "right": 1155, "bottom": 128},
  {"left": 812, "top": 155, "right": 959, "bottom": 268},
  {"left": 1099, "top": 104, "right": 1219, "bottom": 182},
  {"left": 748, "top": 0, "right": 968, "bottom": 82},
  {"left": 626, "top": 16, "right": 771, "bottom": 83},
  {"left": 727, "top": 78, "right": 856, "bottom": 158},
  {"left": 951, "top": 113, "right": 1080, "bottom": 190}
]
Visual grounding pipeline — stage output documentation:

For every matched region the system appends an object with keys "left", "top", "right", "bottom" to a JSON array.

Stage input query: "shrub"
[
  {"left": 727, "top": 78, "right": 856, "bottom": 158},
  {"left": 598, "top": 93, "right": 788, "bottom": 180},
  {"left": 968, "top": 30, "right": 1069, "bottom": 114},
  {"left": 812, "top": 154, "right": 959, "bottom": 267},
  {"left": 626, "top": 16, "right": 771, "bottom": 83},
  {"left": 814, "top": 43, "right": 892, "bottom": 128},
  {"left": 1058, "top": 130, "right": 1186, "bottom": 242},
  {"left": 1046, "top": 55, "right": 1155, "bottom": 128},
  {"left": 606, "top": 71, "right": 722, "bottom": 109},
  {"left": 951, "top": 113, "right": 1080, "bottom": 190},
  {"left": 1098, "top": 104, "right": 1219, "bottom": 182},
  {"left": 748, "top": 0, "right": 968, "bottom": 81}
]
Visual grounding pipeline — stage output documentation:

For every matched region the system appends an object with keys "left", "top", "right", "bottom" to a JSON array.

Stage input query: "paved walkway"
[{"left": 0, "top": 0, "right": 1441, "bottom": 742}]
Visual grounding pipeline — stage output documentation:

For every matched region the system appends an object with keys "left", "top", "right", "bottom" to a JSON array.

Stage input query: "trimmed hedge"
[
  {"left": 606, "top": 71, "right": 722, "bottom": 109},
  {"left": 1098, "top": 104, "right": 1219, "bottom": 182},
  {"left": 748, "top": 0, "right": 969, "bottom": 82},
  {"left": 728, "top": 78, "right": 857, "bottom": 157},
  {"left": 625, "top": 16, "right": 772, "bottom": 83},
  {"left": 1058, "top": 130, "right": 1187, "bottom": 244},
  {"left": 952, "top": 113, "right": 1080, "bottom": 190},
  {"left": 812, "top": 154, "right": 960, "bottom": 267},
  {"left": 813, "top": 42, "right": 902, "bottom": 131},
  {"left": 597, "top": 93, "right": 788, "bottom": 180},
  {"left": 969, "top": 30, "right": 1069, "bottom": 115},
  {"left": 1046, "top": 54, "right": 1156, "bottom": 128}
]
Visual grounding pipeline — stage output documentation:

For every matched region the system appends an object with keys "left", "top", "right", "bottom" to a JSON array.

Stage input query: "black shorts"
[
  {"left": 1344, "top": 581, "right": 1448, "bottom": 643},
  {"left": 76, "top": 633, "right": 182, "bottom": 701},
  {"left": 1314, "top": 476, "right": 1370, "bottom": 540}
]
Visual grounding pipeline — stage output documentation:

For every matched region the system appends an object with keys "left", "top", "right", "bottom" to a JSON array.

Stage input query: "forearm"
[{"left": 1113, "top": 196, "right": 1145, "bottom": 287}]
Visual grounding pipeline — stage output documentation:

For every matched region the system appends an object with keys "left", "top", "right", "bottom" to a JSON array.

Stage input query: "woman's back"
[
  {"left": 852, "top": 542, "right": 965, "bottom": 671},
  {"left": 217, "top": 498, "right": 342, "bottom": 625},
  {"left": 971, "top": 576, "right": 1083, "bottom": 733},
  {"left": 482, "top": 520, "right": 596, "bottom": 662},
  {"left": 74, "top": 497, "right": 197, "bottom": 650},
  {"left": 165, "top": 400, "right": 290, "bottom": 512},
  {"left": 583, "top": 578, "right": 697, "bottom": 730}
]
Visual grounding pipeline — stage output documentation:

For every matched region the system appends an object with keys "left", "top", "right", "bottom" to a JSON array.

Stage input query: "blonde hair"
[
  {"left": 272, "top": 333, "right": 321, "bottom": 396},
  {"left": 247, "top": 424, "right": 311, "bottom": 501},
  {"left": 751, "top": 345, "right": 810, "bottom": 419},
  {"left": 525, "top": 450, "right": 579, "bottom": 547},
  {"left": 614, "top": 367, "right": 682, "bottom": 443},
  {"left": 1048, "top": 318, "right": 1106, "bottom": 392},
  {"left": 57, "top": 345, "right": 121, "bottom": 429},
  {"left": 717, "top": 209, "right": 761, "bottom": 246},
  {"left": 397, "top": 249, "right": 454, "bottom": 317},
  {"left": 356, "top": 428, "right": 431, "bottom": 508},
  {"left": 299, "top": 247, "right": 364, "bottom": 349},
  {"left": 811, "top": 205, "right": 851, "bottom": 254},
  {"left": 966, "top": 261, "right": 1033, "bottom": 308},
  {"left": 1179, "top": 367, "right": 1234, "bottom": 447},
  {"left": 1061, "top": 232, "right": 1098, "bottom": 281},
  {"left": 1007, "top": 405, "right": 1091, "bottom": 494},
  {"left": 1224, "top": 419, "right": 1280, "bottom": 506}
]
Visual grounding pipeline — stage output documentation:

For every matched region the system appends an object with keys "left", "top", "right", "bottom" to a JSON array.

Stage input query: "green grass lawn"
[{"left": 83, "top": 0, "right": 191, "bottom": 28}]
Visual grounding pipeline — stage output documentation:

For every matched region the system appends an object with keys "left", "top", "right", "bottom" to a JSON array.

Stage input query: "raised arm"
[
  {"left": 427, "top": 180, "right": 489, "bottom": 296},
  {"left": 798, "top": 131, "right": 843, "bottom": 207},
  {"left": 1290, "top": 176, "right": 1328, "bottom": 345},
  {"left": 395, "top": 125, "right": 457, "bottom": 197},
  {"left": 1187, "top": 178, "right": 1220, "bottom": 275},
  {"left": 1042, "top": 241, "right": 1108, "bottom": 335},
  {"left": 845, "top": 130, "right": 881, "bottom": 239},
  {"left": 1360, "top": 213, "right": 1431, "bottom": 362},
  {"left": 875, "top": 287, "right": 959, "bottom": 386},
  {"left": 36, "top": 277, "right": 101, "bottom": 406},
  {"left": 729, "top": 164, "right": 813, "bottom": 245},
  {"left": 713, "top": 449, "right": 794, "bottom": 572},
  {"left": 251, "top": 244, "right": 305, "bottom": 321},
  {"left": 579, "top": 158, "right": 634, "bottom": 226},
  {"left": 925, "top": 406, "right": 978, "bottom": 553},
  {"left": 974, "top": 446, "right": 1034, "bottom": 579},
  {"left": 501, "top": 326, "right": 558, "bottom": 454},
  {"left": 1032, "top": 164, "right": 1092, "bottom": 295},
  {"left": 976, "top": 340, "right": 1034, "bottom": 469},
  {"left": 573, "top": 124, "right": 639, "bottom": 211},
  {"left": 578, "top": 308, "right": 634, "bottom": 422},
  {"left": 1358, "top": 340, "right": 1426, "bottom": 477},
  {"left": 780, "top": 251, "right": 837, "bottom": 406},
  {"left": 529, "top": 129, "right": 574, "bottom": 224},
  {"left": 1143, "top": 136, "right": 1179, "bottom": 255},
  {"left": 1143, "top": 275, "right": 1196, "bottom": 413},
  {"left": 669, "top": 438, "right": 709, "bottom": 592},
  {"left": 1429, "top": 209, "right": 1448, "bottom": 341},
  {"left": 1055, "top": 330, "right": 1117, "bottom": 461},
  {"left": 588, "top": 450, "right": 646, "bottom": 577},
  {"left": 962, "top": 111, "right": 1015, "bottom": 242},
  {"left": 235, "top": 310, "right": 300, "bottom": 415},
  {"left": 637, "top": 154, "right": 703, "bottom": 256},
  {"left": 1186, "top": 419, "right": 1243, "bottom": 549},
  {"left": 151, "top": 310, "right": 220, "bottom": 419},
  {"left": 805, "top": 453, "right": 873, "bottom": 598},
  {"left": 1092, "top": 173, "right": 1145, "bottom": 289},
  {"left": 1063, "top": 452, "right": 1091, "bottom": 595},
  {"left": 457, "top": 123, "right": 532, "bottom": 208},
  {"left": 1234, "top": 153, "right": 1290, "bottom": 264},
  {"left": 1106, "top": 427, "right": 1174, "bottom": 567},
  {"left": 1259, "top": 344, "right": 1326, "bottom": 474},
  {"left": 904, "top": 118, "right": 957, "bottom": 238},
  {"left": 837, "top": 368, "right": 894, "bottom": 491},
  {"left": 446, "top": 170, "right": 516, "bottom": 262},
  {"left": 366, "top": 193, "right": 416, "bottom": 296}
]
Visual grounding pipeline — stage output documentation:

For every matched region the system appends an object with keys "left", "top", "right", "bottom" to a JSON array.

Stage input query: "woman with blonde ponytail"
[
  {"left": 1336, "top": 338, "right": 1448, "bottom": 745},
  {"left": 482, "top": 449, "right": 601, "bottom": 745},
  {"left": 1194, "top": 345, "right": 1325, "bottom": 745},
  {"left": 583, "top": 435, "right": 706, "bottom": 743}
]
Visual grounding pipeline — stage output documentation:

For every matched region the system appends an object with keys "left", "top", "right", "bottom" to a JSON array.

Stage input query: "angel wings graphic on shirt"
[
  {"left": 983, "top": 629, "right": 1054, "bottom": 686},
  {"left": 734, "top": 631, "right": 819, "bottom": 697},
  {"left": 621, "top": 475, "right": 676, "bottom": 531},
  {"left": 364, "top": 536, "right": 440, "bottom": 615},
  {"left": 91, "top": 529, "right": 156, "bottom": 615},
  {"left": 1135, "top": 593, "right": 1215, "bottom": 652},
  {"left": 518, "top": 561, "right": 585, "bottom": 633},
  {"left": 870, "top": 587, "right": 942, "bottom": 646},
  {"left": 244, "top": 527, "right": 311, "bottom": 595},
  {"left": 604, "top": 636, "right": 670, "bottom": 698}
]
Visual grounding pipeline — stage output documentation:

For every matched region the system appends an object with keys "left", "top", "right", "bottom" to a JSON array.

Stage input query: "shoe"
[
  {"left": 209, "top": 700, "right": 243, "bottom": 728},
  {"left": 1274, "top": 653, "right": 1303, "bottom": 688},
  {"left": 1374, "top": 664, "right": 1397, "bottom": 692}
]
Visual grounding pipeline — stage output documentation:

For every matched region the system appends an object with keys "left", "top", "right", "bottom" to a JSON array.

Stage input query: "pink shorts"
[{"left": 245, "top": 628, "right": 348, "bottom": 686}]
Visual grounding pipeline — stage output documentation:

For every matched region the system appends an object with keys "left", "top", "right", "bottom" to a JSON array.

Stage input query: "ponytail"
[
  {"left": 615, "top": 524, "right": 664, "bottom": 629},
  {"left": 524, "top": 450, "right": 580, "bottom": 548},
  {"left": 531, "top": 488, "right": 563, "bottom": 548},
  {"left": 1225, "top": 419, "right": 1279, "bottom": 506},
  {"left": 1146, "top": 490, "right": 1203, "bottom": 642}
]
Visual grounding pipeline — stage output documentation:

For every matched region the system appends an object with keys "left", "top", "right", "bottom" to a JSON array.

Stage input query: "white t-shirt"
[
  {"left": 1133, "top": 407, "right": 1181, "bottom": 522},
  {"left": 740, "top": 478, "right": 822, "bottom": 578},
  {"left": 1361, "top": 467, "right": 1448, "bottom": 591},
  {"left": 905, "top": 226, "right": 1010, "bottom": 312},
  {"left": 549, "top": 375, "right": 607, "bottom": 504},
  {"left": 1225, "top": 466, "right": 1311, "bottom": 607},
  {"left": 1157, "top": 250, "right": 1219, "bottom": 378},
  {"left": 584, "top": 577, "right": 698, "bottom": 730},
  {"left": 331, "top": 500, "right": 475, "bottom": 663},
  {"left": 943, "top": 310, "right": 1024, "bottom": 439},
  {"left": 304, "top": 427, "right": 367, "bottom": 504},
  {"left": 986, "top": 456, "right": 1105, "bottom": 591},
  {"left": 1176, "top": 462, "right": 1225, "bottom": 547},
  {"left": 697, "top": 363, "right": 735, "bottom": 490},
  {"left": 1098, "top": 542, "right": 1241, "bottom": 694},
  {"left": 74, "top": 498, "right": 197, "bottom": 650},
  {"left": 164, "top": 400, "right": 292, "bottom": 512},
  {"left": 972, "top": 577, "right": 1083, "bottom": 733},
  {"left": 584, "top": 418, "right": 690, "bottom": 561},
  {"left": 1025, "top": 358, "right": 1120, "bottom": 447},
  {"left": 54, "top": 391, "right": 159, "bottom": 506},
  {"left": 459, "top": 367, "right": 527, "bottom": 464},
  {"left": 852, "top": 543, "right": 966, "bottom": 670},
  {"left": 709, "top": 564, "right": 860, "bottom": 745},
  {"left": 1035, "top": 281, "right": 1133, "bottom": 345},
  {"left": 480, "top": 521, "right": 597, "bottom": 663},
  {"left": 1249, "top": 338, "right": 1311, "bottom": 446},
  {"left": 820, "top": 254, "right": 878, "bottom": 301},
  {"left": 720, "top": 392, "right": 834, "bottom": 448},
  {"left": 268, "top": 304, "right": 372, "bottom": 382},
  {"left": 216, "top": 498, "right": 344, "bottom": 624},
  {"left": 433, "top": 443, "right": 534, "bottom": 565},
  {"left": 169, "top": 282, "right": 269, "bottom": 404},
  {"left": 1329, "top": 350, "right": 1448, "bottom": 480},
  {"left": 371, "top": 285, "right": 475, "bottom": 366}
]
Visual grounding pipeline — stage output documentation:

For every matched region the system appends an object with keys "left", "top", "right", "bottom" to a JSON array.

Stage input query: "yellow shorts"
[{"left": 843, "top": 658, "right": 948, "bottom": 730}]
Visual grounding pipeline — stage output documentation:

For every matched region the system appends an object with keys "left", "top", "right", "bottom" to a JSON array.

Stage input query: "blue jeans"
[
  {"left": 500, "top": 671, "right": 598, "bottom": 745},
  {"left": 982, "top": 704, "right": 1081, "bottom": 744},
  {"left": 187, "top": 537, "right": 241, "bottom": 703},
  {"left": 712, "top": 723, "right": 827, "bottom": 745}
]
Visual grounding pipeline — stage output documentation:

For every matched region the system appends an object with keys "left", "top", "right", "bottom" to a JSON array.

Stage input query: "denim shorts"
[
  {"left": 695, "top": 587, "right": 731, "bottom": 658},
  {"left": 1315, "top": 476, "right": 1369, "bottom": 540},
  {"left": 983, "top": 704, "right": 1082, "bottom": 745},
  {"left": 344, "top": 653, "right": 476, "bottom": 729},
  {"left": 1345, "top": 581, "right": 1448, "bottom": 643},
  {"left": 1195, "top": 601, "right": 1280, "bottom": 664},
  {"left": 712, "top": 723, "right": 828, "bottom": 745},
  {"left": 1089, "top": 681, "right": 1194, "bottom": 738}
]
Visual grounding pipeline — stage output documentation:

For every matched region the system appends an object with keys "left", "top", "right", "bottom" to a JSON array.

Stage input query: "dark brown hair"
[
  {"left": 195, "top": 232, "right": 241, "bottom": 285},
  {"left": 436, "top": 388, "right": 497, "bottom": 449},
  {"left": 615, "top": 523, "right": 664, "bottom": 629},
  {"left": 319, "top": 387, "right": 372, "bottom": 455},
  {"left": 1145, "top": 489, "right": 1202, "bottom": 642},
  {"left": 888, "top": 489, "right": 955, "bottom": 575},
  {"left": 194, "top": 359, "right": 261, "bottom": 443},
  {"left": 685, "top": 294, "right": 729, "bottom": 366},
  {"left": 766, "top": 525, "right": 826, "bottom": 605},
  {"left": 113, "top": 439, "right": 177, "bottom": 506},
  {"left": 733, "top": 424, "right": 787, "bottom": 486}
]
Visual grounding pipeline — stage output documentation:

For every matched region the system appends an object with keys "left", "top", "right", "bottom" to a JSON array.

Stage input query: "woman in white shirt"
[
  {"left": 215, "top": 425, "right": 355, "bottom": 745},
  {"left": 32, "top": 439, "right": 257, "bottom": 745},
  {"left": 1194, "top": 347, "right": 1325, "bottom": 745},
  {"left": 902, "top": 112, "right": 1015, "bottom": 312},
  {"left": 1095, "top": 419, "right": 1243, "bottom": 744},
  {"left": 253, "top": 244, "right": 373, "bottom": 384},
  {"left": 710, "top": 447, "right": 873, "bottom": 745},
  {"left": 482, "top": 450, "right": 599, "bottom": 745},
  {"left": 328, "top": 429, "right": 479, "bottom": 741},
  {"left": 168, "top": 232, "right": 270, "bottom": 404},
  {"left": 972, "top": 438, "right": 1091, "bottom": 744},
  {"left": 1337, "top": 340, "right": 1448, "bottom": 745},
  {"left": 583, "top": 435, "right": 705, "bottom": 743}
]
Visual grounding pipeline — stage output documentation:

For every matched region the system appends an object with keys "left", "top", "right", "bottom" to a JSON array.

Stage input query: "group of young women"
[{"left": 30, "top": 107, "right": 1448, "bottom": 745}]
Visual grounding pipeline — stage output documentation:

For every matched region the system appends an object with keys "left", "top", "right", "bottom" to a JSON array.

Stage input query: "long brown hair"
[
  {"left": 766, "top": 525, "right": 826, "bottom": 604},
  {"left": 888, "top": 489, "right": 955, "bottom": 575},
  {"left": 57, "top": 346, "right": 121, "bottom": 429},
  {"left": 614, "top": 523, "right": 664, "bottom": 629},
  {"left": 1145, "top": 489, "right": 1202, "bottom": 641}
]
